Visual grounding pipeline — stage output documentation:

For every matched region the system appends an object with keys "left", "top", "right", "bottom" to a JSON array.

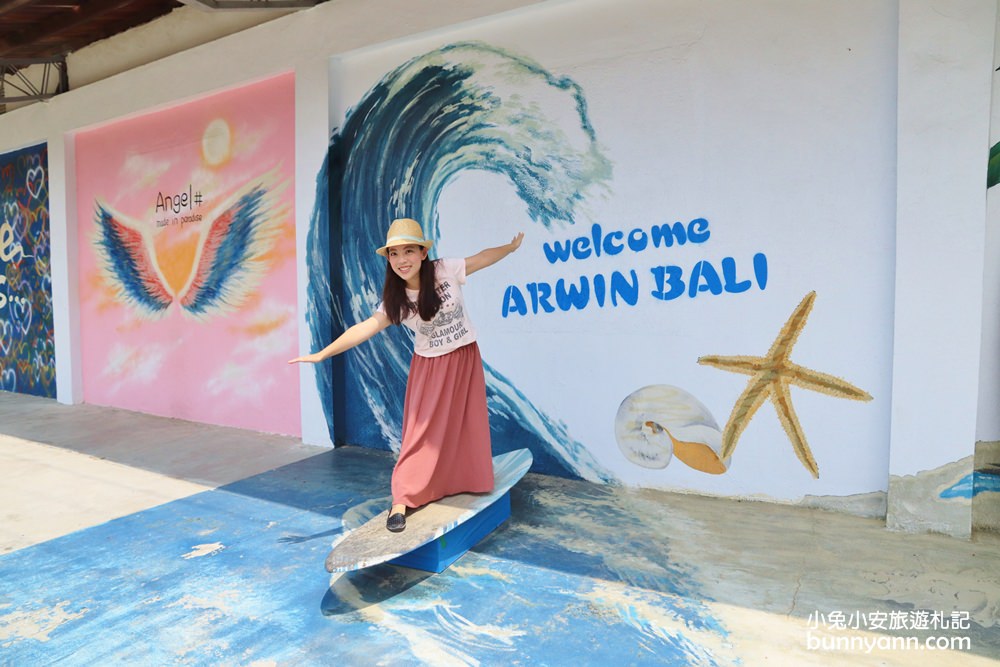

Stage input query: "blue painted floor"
[
  {"left": 2, "top": 393, "right": 999, "bottom": 665},
  {"left": 1, "top": 448, "right": 733, "bottom": 665}
]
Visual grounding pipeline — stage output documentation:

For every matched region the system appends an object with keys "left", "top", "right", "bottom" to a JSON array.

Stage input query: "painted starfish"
[{"left": 697, "top": 291, "right": 872, "bottom": 478}]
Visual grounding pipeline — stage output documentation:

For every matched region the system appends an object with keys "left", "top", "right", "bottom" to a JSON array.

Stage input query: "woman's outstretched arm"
[
  {"left": 465, "top": 232, "right": 524, "bottom": 276},
  {"left": 288, "top": 312, "right": 391, "bottom": 364}
]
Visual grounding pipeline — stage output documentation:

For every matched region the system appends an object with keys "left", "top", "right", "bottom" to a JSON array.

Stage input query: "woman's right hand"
[{"left": 288, "top": 315, "right": 389, "bottom": 365}]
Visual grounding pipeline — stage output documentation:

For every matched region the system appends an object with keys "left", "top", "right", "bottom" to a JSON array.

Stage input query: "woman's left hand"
[{"left": 466, "top": 232, "right": 525, "bottom": 275}]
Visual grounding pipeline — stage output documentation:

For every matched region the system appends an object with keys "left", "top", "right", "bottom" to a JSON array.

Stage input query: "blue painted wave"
[
  {"left": 307, "top": 42, "right": 614, "bottom": 482},
  {"left": 939, "top": 468, "right": 1000, "bottom": 499}
]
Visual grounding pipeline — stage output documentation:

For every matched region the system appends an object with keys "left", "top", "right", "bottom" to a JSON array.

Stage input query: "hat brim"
[{"left": 375, "top": 238, "right": 433, "bottom": 257}]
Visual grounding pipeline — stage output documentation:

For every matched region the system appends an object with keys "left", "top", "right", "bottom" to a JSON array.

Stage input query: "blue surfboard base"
[{"left": 388, "top": 491, "right": 511, "bottom": 573}]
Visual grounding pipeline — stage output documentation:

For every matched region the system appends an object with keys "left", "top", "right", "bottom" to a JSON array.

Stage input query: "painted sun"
[{"left": 201, "top": 118, "right": 232, "bottom": 167}]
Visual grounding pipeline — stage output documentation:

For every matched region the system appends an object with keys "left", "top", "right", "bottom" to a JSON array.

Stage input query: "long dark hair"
[{"left": 382, "top": 257, "right": 442, "bottom": 325}]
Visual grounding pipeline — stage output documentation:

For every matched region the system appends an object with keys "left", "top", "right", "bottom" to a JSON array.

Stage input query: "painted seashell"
[{"left": 614, "top": 384, "right": 729, "bottom": 474}]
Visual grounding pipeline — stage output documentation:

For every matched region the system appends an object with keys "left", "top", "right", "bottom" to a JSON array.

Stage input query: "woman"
[{"left": 290, "top": 218, "right": 523, "bottom": 531}]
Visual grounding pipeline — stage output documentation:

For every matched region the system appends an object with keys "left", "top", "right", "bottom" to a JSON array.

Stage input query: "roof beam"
[
  {"left": 0, "top": 0, "right": 141, "bottom": 57},
  {"left": 0, "top": 0, "right": 48, "bottom": 20},
  {"left": 180, "top": 0, "right": 317, "bottom": 9}
]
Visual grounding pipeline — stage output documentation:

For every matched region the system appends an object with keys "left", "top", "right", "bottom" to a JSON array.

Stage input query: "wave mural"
[{"left": 308, "top": 42, "right": 613, "bottom": 481}]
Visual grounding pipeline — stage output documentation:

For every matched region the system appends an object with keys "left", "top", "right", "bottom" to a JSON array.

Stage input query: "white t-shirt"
[{"left": 378, "top": 258, "right": 478, "bottom": 358}]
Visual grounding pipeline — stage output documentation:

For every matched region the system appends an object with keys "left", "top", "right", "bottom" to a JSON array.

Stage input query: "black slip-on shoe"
[{"left": 386, "top": 511, "right": 406, "bottom": 532}]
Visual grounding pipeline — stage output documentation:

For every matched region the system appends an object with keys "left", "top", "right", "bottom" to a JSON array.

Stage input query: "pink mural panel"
[{"left": 75, "top": 73, "right": 300, "bottom": 435}]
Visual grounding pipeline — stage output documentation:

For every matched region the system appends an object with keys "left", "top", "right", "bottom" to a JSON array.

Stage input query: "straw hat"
[{"left": 375, "top": 218, "right": 434, "bottom": 257}]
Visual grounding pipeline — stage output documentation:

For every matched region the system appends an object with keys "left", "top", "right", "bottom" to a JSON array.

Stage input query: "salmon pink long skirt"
[{"left": 391, "top": 342, "right": 494, "bottom": 508}]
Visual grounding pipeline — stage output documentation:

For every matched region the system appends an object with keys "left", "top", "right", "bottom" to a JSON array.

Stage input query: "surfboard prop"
[{"left": 325, "top": 449, "right": 533, "bottom": 574}]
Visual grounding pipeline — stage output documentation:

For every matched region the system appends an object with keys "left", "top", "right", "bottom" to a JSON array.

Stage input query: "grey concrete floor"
[{"left": 1, "top": 390, "right": 998, "bottom": 665}]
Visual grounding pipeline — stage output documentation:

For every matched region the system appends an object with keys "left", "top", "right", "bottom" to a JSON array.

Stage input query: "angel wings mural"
[
  {"left": 74, "top": 73, "right": 299, "bottom": 435},
  {"left": 92, "top": 171, "right": 286, "bottom": 320}
]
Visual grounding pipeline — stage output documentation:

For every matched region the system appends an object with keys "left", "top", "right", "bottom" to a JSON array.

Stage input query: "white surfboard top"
[{"left": 325, "top": 448, "right": 533, "bottom": 573}]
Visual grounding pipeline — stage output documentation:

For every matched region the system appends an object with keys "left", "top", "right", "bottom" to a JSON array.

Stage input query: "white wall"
[
  {"left": 888, "top": 0, "right": 996, "bottom": 537},
  {"left": 323, "top": 0, "right": 898, "bottom": 502},
  {"left": 891, "top": 0, "right": 995, "bottom": 475},
  {"left": 979, "top": 9, "right": 1000, "bottom": 443}
]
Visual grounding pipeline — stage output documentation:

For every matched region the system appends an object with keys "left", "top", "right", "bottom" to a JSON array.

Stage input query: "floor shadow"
[
  {"left": 0, "top": 391, "right": 329, "bottom": 489},
  {"left": 320, "top": 565, "right": 433, "bottom": 616}
]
